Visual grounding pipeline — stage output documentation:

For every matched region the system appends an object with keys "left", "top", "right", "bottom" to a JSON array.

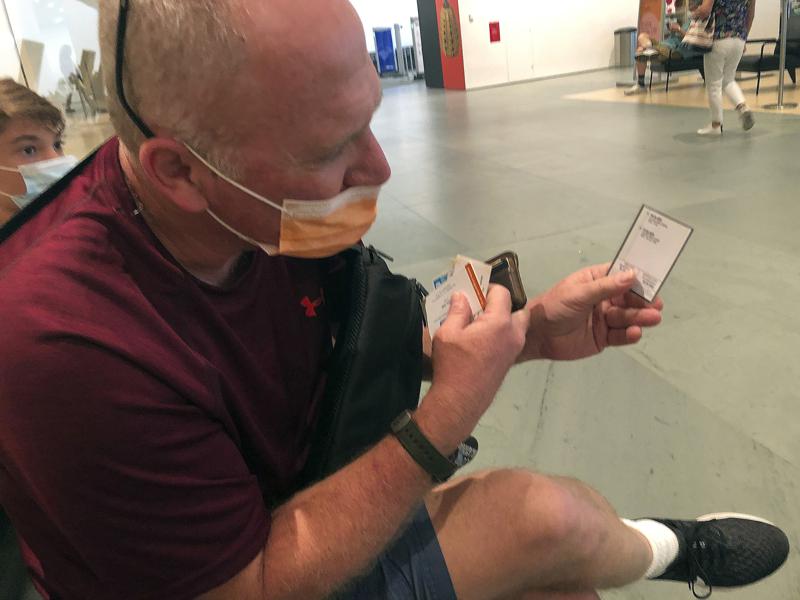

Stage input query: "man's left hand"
[{"left": 518, "top": 264, "right": 664, "bottom": 362}]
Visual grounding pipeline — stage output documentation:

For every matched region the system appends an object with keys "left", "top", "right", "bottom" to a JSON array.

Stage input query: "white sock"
[{"left": 621, "top": 518, "right": 681, "bottom": 579}]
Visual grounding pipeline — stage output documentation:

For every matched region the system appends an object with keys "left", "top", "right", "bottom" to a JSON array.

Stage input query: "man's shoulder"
[
  {"left": 0, "top": 138, "right": 123, "bottom": 254},
  {"left": 0, "top": 213, "right": 151, "bottom": 363}
]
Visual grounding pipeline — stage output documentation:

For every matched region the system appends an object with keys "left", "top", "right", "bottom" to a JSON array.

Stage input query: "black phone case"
[{"left": 486, "top": 252, "right": 527, "bottom": 311}]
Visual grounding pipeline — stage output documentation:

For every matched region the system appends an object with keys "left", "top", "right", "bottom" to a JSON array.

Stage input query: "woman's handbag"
[{"left": 681, "top": 7, "right": 716, "bottom": 53}]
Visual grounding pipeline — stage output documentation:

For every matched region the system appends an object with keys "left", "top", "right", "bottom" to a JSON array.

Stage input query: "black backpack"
[{"left": 295, "top": 245, "right": 426, "bottom": 491}]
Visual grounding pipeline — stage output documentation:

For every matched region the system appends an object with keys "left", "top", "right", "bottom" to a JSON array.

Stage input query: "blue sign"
[{"left": 374, "top": 28, "right": 397, "bottom": 74}]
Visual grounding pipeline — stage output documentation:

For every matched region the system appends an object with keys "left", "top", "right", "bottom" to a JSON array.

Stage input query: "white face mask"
[
  {"left": 185, "top": 146, "right": 381, "bottom": 259},
  {"left": 0, "top": 155, "right": 78, "bottom": 209}
]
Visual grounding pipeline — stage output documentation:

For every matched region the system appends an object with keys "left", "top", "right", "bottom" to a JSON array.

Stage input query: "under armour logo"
[{"left": 301, "top": 296, "right": 323, "bottom": 318}]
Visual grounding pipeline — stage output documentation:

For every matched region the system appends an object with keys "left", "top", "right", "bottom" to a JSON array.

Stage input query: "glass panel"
[
  {"left": 0, "top": 0, "right": 24, "bottom": 81},
  {"left": 4, "top": 0, "right": 112, "bottom": 159}
]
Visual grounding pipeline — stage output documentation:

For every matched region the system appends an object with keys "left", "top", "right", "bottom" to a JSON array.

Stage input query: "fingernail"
[{"left": 617, "top": 271, "right": 635, "bottom": 283}]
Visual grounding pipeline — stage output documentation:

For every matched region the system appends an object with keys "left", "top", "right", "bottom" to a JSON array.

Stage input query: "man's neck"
[{"left": 118, "top": 144, "right": 250, "bottom": 287}]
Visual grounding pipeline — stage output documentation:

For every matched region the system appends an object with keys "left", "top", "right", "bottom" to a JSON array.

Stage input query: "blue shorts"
[{"left": 337, "top": 506, "right": 457, "bottom": 600}]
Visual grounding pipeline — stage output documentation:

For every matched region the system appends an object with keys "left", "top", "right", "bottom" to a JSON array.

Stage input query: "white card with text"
[
  {"left": 426, "top": 256, "right": 491, "bottom": 337},
  {"left": 608, "top": 205, "right": 693, "bottom": 302}
]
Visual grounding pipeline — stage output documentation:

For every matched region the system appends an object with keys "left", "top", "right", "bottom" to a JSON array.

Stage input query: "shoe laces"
[{"left": 685, "top": 521, "right": 725, "bottom": 598}]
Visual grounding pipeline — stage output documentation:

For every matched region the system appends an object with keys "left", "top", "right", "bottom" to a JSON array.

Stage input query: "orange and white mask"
[{"left": 186, "top": 146, "right": 380, "bottom": 259}]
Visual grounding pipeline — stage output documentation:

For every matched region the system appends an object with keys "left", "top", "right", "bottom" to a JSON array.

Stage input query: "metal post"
[
  {"left": 766, "top": 0, "right": 798, "bottom": 109},
  {"left": 411, "top": 17, "right": 425, "bottom": 78},
  {"left": 394, "top": 24, "right": 407, "bottom": 76}
]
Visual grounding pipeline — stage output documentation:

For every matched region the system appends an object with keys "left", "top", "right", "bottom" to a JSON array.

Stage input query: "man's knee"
[{"left": 492, "top": 470, "right": 602, "bottom": 562}]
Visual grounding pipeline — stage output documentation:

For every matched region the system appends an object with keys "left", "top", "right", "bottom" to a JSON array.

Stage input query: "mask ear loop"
[
  {"left": 183, "top": 145, "right": 288, "bottom": 214},
  {"left": 0, "top": 166, "right": 25, "bottom": 198}
]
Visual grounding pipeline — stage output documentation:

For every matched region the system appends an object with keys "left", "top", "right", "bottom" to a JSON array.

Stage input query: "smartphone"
[{"left": 485, "top": 251, "right": 527, "bottom": 312}]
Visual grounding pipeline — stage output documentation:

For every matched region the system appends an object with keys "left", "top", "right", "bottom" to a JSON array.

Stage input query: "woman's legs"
[
  {"left": 721, "top": 38, "right": 747, "bottom": 110},
  {"left": 703, "top": 44, "right": 726, "bottom": 127}
]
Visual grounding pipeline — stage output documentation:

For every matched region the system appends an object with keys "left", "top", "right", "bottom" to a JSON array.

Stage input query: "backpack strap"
[{"left": 294, "top": 245, "right": 425, "bottom": 491}]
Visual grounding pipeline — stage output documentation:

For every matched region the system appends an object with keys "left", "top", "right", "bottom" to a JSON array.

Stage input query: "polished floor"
[
  {"left": 364, "top": 68, "right": 800, "bottom": 599},
  {"left": 572, "top": 69, "right": 800, "bottom": 115}
]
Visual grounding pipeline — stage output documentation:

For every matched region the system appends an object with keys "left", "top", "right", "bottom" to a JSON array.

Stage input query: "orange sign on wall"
[{"left": 435, "top": 0, "right": 466, "bottom": 90}]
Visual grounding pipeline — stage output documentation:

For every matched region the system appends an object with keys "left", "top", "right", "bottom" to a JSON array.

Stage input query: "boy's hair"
[{"left": 0, "top": 79, "right": 65, "bottom": 136}]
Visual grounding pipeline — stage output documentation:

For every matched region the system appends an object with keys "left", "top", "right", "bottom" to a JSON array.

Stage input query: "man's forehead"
[
  {"left": 207, "top": 0, "right": 377, "bottom": 154},
  {"left": 242, "top": 0, "right": 367, "bottom": 75},
  {"left": 0, "top": 118, "right": 60, "bottom": 143},
  {"left": 237, "top": 48, "right": 379, "bottom": 144}
]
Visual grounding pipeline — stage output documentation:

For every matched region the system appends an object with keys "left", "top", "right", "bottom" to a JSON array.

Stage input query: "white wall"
[
  {"left": 531, "top": 0, "right": 635, "bottom": 80},
  {"left": 457, "top": 0, "right": 782, "bottom": 89},
  {"left": 750, "top": 0, "right": 781, "bottom": 40},
  {"left": 457, "top": 0, "right": 636, "bottom": 88},
  {"left": 350, "top": 0, "right": 419, "bottom": 53}
]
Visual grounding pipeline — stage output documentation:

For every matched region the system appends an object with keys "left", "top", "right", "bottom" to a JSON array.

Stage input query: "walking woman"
[{"left": 693, "top": 0, "right": 757, "bottom": 135}]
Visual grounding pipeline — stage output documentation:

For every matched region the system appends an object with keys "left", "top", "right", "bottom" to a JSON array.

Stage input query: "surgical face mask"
[
  {"left": 185, "top": 146, "right": 380, "bottom": 259},
  {"left": 0, "top": 155, "right": 78, "bottom": 209}
]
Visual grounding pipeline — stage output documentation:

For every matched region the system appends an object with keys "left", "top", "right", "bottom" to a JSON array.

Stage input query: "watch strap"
[{"left": 391, "top": 410, "right": 457, "bottom": 483}]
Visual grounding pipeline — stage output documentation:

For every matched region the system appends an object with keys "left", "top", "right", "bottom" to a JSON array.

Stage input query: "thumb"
[
  {"left": 577, "top": 270, "right": 637, "bottom": 307},
  {"left": 511, "top": 303, "right": 531, "bottom": 334},
  {"left": 442, "top": 292, "right": 474, "bottom": 331}
]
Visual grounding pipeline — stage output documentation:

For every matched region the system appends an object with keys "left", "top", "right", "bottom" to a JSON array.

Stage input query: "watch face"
[{"left": 449, "top": 436, "right": 479, "bottom": 468}]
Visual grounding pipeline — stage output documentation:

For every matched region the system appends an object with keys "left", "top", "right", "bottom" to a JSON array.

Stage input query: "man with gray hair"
[{"left": 0, "top": 1, "right": 790, "bottom": 599}]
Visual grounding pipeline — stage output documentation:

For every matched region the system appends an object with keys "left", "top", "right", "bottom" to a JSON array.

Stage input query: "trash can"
[{"left": 614, "top": 27, "right": 637, "bottom": 68}]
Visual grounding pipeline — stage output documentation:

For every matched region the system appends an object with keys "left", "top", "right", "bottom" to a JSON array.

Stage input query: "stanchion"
[{"left": 766, "top": 0, "right": 798, "bottom": 109}]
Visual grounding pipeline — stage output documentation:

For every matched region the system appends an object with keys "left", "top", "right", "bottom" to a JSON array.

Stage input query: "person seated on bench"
[
  {"left": 0, "top": 79, "right": 75, "bottom": 226},
  {"left": 626, "top": 16, "right": 702, "bottom": 95}
]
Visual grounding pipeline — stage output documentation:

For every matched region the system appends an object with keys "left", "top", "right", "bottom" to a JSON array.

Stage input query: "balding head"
[
  {"left": 99, "top": 0, "right": 374, "bottom": 175},
  {"left": 98, "top": 0, "right": 389, "bottom": 278}
]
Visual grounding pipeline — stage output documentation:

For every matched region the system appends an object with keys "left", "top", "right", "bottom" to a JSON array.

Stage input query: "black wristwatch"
[{"left": 391, "top": 410, "right": 459, "bottom": 483}]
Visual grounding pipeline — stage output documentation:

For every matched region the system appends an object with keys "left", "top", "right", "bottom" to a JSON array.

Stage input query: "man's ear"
[{"left": 138, "top": 139, "right": 210, "bottom": 214}]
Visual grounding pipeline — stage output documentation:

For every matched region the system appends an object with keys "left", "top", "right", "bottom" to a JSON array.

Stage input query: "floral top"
[{"left": 714, "top": 0, "right": 749, "bottom": 40}]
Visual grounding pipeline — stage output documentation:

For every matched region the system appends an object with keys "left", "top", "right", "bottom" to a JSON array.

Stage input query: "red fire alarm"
[{"left": 489, "top": 21, "right": 501, "bottom": 43}]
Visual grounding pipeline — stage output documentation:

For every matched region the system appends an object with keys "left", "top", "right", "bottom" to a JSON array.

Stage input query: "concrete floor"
[{"left": 365, "top": 68, "right": 800, "bottom": 599}]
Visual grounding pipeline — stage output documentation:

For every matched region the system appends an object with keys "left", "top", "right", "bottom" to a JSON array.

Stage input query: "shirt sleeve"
[{"left": 0, "top": 335, "right": 269, "bottom": 600}]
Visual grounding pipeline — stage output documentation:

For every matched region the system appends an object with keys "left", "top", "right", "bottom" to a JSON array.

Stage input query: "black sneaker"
[{"left": 651, "top": 513, "right": 790, "bottom": 598}]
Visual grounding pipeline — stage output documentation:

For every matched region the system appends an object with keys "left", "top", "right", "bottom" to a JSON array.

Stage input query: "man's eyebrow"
[
  {"left": 337, "top": 91, "right": 384, "bottom": 149},
  {"left": 290, "top": 90, "right": 385, "bottom": 165}
]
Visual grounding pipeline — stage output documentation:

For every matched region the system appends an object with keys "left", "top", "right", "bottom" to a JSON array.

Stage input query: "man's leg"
[
  {"left": 426, "top": 469, "right": 789, "bottom": 600},
  {"left": 425, "top": 469, "right": 651, "bottom": 600},
  {"left": 625, "top": 57, "right": 649, "bottom": 95}
]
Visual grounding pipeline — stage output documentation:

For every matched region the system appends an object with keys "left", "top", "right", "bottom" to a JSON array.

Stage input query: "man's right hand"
[{"left": 419, "top": 286, "right": 530, "bottom": 451}]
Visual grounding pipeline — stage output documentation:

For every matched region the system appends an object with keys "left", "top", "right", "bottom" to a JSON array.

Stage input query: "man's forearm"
[{"left": 260, "top": 392, "right": 461, "bottom": 599}]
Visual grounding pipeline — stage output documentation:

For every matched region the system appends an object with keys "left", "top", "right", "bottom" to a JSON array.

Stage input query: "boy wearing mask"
[{"left": 0, "top": 78, "right": 75, "bottom": 225}]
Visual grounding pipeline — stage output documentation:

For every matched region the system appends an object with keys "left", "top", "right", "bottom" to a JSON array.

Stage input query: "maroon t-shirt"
[{"left": 0, "top": 138, "right": 336, "bottom": 599}]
